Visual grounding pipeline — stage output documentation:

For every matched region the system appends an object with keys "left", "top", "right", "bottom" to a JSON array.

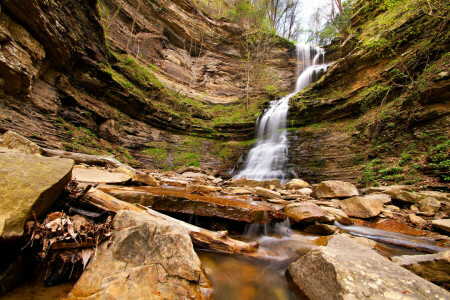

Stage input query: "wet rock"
[
  {"left": 2, "top": 131, "right": 42, "bottom": 155},
  {"left": 0, "top": 153, "right": 73, "bottom": 241},
  {"left": 227, "top": 187, "right": 253, "bottom": 195},
  {"left": 284, "top": 179, "right": 311, "bottom": 190},
  {"left": 255, "top": 187, "right": 281, "bottom": 199},
  {"left": 409, "top": 214, "right": 428, "bottom": 227},
  {"left": 133, "top": 174, "right": 160, "bottom": 187},
  {"left": 311, "top": 180, "right": 359, "bottom": 199},
  {"left": 340, "top": 196, "right": 384, "bottom": 219},
  {"left": 227, "top": 188, "right": 253, "bottom": 195},
  {"left": 285, "top": 203, "right": 326, "bottom": 224},
  {"left": 69, "top": 210, "right": 212, "bottom": 299},
  {"left": 432, "top": 219, "right": 450, "bottom": 233},
  {"left": 304, "top": 224, "right": 338, "bottom": 235},
  {"left": 72, "top": 166, "right": 132, "bottom": 184},
  {"left": 350, "top": 236, "right": 378, "bottom": 249},
  {"left": 186, "top": 184, "right": 221, "bottom": 194},
  {"left": 418, "top": 197, "right": 441, "bottom": 213},
  {"left": 320, "top": 207, "right": 352, "bottom": 225},
  {"left": 419, "top": 191, "right": 449, "bottom": 203},
  {"left": 392, "top": 251, "right": 450, "bottom": 289},
  {"left": 286, "top": 235, "right": 450, "bottom": 300},
  {"left": 100, "top": 186, "right": 284, "bottom": 223}
]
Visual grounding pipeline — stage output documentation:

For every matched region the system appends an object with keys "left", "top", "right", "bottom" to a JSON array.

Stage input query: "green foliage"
[
  {"left": 426, "top": 139, "right": 450, "bottom": 182},
  {"left": 316, "top": 0, "right": 354, "bottom": 44},
  {"left": 141, "top": 148, "right": 168, "bottom": 161},
  {"left": 173, "top": 152, "right": 201, "bottom": 167},
  {"left": 62, "top": 122, "right": 139, "bottom": 166}
]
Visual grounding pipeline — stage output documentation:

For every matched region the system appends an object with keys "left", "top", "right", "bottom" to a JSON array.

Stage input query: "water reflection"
[
  {"left": 198, "top": 251, "right": 297, "bottom": 300},
  {"left": 198, "top": 225, "right": 318, "bottom": 300}
]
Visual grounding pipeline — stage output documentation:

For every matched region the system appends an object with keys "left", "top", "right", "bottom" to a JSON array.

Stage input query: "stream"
[{"left": 196, "top": 220, "right": 436, "bottom": 300}]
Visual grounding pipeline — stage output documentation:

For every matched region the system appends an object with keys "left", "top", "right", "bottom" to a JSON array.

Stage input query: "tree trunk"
[{"left": 83, "top": 188, "right": 259, "bottom": 254}]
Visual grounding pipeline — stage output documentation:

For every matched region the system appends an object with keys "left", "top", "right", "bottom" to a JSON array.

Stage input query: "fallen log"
[
  {"left": 42, "top": 148, "right": 140, "bottom": 174},
  {"left": 349, "top": 232, "right": 448, "bottom": 254},
  {"left": 83, "top": 188, "right": 259, "bottom": 254}
]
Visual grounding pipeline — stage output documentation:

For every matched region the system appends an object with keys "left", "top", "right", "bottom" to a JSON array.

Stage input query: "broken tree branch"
[
  {"left": 41, "top": 148, "right": 140, "bottom": 174},
  {"left": 82, "top": 188, "right": 259, "bottom": 254}
]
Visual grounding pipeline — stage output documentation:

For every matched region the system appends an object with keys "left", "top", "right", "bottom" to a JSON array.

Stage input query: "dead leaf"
[
  {"left": 71, "top": 215, "right": 89, "bottom": 232},
  {"left": 66, "top": 218, "right": 77, "bottom": 240},
  {"left": 47, "top": 212, "right": 65, "bottom": 221},
  {"left": 45, "top": 218, "right": 66, "bottom": 232},
  {"left": 79, "top": 249, "right": 93, "bottom": 269}
]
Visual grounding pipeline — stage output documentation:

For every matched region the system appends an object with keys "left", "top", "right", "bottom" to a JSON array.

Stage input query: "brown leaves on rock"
[
  {"left": 27, "top": 212, "right": 112, "bottom": 258},
  {"left": 24, "top": 181, "right": 113, "bottom": 264}
]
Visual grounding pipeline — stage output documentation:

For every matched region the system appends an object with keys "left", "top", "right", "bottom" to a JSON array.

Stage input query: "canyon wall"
[{"left": 0, "top": 0, "right": 296, "bottom": 172}]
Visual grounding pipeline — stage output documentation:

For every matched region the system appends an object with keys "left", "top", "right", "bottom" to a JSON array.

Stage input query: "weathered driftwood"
[
  {"left": 83, "top": 188, "right": 259, "bottom": 254},
  {"left": 42, "top": 148, "right": 140, "bottom": 174},
  {"left": 349, "top": 232, "right": 448, "bottom": 254}
]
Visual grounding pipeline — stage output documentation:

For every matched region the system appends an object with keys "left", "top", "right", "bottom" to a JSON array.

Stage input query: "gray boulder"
[
  {"left": 340, "top": 195, "right": 384, "bottom": 218},
  {"left": 311, "top": 180, "right": 359, "bottom": 199},
  {"left": 69, "top": 210, "right": 211, "bottom": 299},
  {"left": 392, "top": 251, "right": 450, "bottom": 289},
  {"left": 418, "top": 197, "right": 441, "bottom": 213},
  {"left": 287, "top": 235, "right": 450, "bottom": 300},
  {"left": 285, "top": 203, "right": 327, "bottom": 224},
  {"left": 0, "top": 153, "right": 73, "bottom": 241}
]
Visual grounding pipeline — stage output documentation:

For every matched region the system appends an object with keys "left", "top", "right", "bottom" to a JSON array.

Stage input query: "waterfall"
[{"left": 234, "top": 44, "right": 330, "bottom": 182}]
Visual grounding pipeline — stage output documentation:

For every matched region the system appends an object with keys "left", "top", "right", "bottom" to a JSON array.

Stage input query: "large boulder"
[
  {"left": 69, "top": 210, "right": 212, "bottom": 299},
  {"left": 340, "top": 196, "right": 384, "bottom": 219},
  {"left": 285, "top": 203, "right": 326, "bottom": 224},
  {"left": 311, "top": 180, "right": 359, "bottom": 199},
  {"left": 286, "top": 235, "right": 450, "bottom": 300},
  {"left": 392, "top": 251, "right": 450, "bottom": 289},
  {"left": 0, "top": 153, "right": 73, "bottom": 241},
  {"left": 284, "top": 179, "right": 311, "bottom": 190},
  {"left": 418, "top": 197, "right": 441, "bottom": 213}
]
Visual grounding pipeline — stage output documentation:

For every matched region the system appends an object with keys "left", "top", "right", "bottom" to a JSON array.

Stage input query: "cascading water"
[{"left": 234, "top": 44, "right": 330, "bottom": 182}]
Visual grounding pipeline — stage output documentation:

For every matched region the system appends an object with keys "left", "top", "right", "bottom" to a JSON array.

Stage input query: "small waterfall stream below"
[{"left": 234, "top": 45, "right": 330, "bottom": 182}]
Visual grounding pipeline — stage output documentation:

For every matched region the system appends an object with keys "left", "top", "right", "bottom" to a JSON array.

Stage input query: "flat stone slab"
[
  {"left": 287, "top": 235, "right": 450, "bottom": 300},
  {"left": 72, "top": 166, "right": 131, "bottom": 184},
  {"left": 0, "top": 153, "right": 73, "bottom": 241},
  {"left": 432, "top": 219, "right": 450, "bottom": 233},
  {"left": 99, "top": 185, "right": 286, "bottom": 223}
]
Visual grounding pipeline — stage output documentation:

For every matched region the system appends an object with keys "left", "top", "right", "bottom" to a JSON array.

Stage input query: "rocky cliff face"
[
  {"left": 288, "top": 0, "right": 449, "bottom": 188},
  {"left": 0, "top": 0, "right": 295, "bottom": 171}
]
